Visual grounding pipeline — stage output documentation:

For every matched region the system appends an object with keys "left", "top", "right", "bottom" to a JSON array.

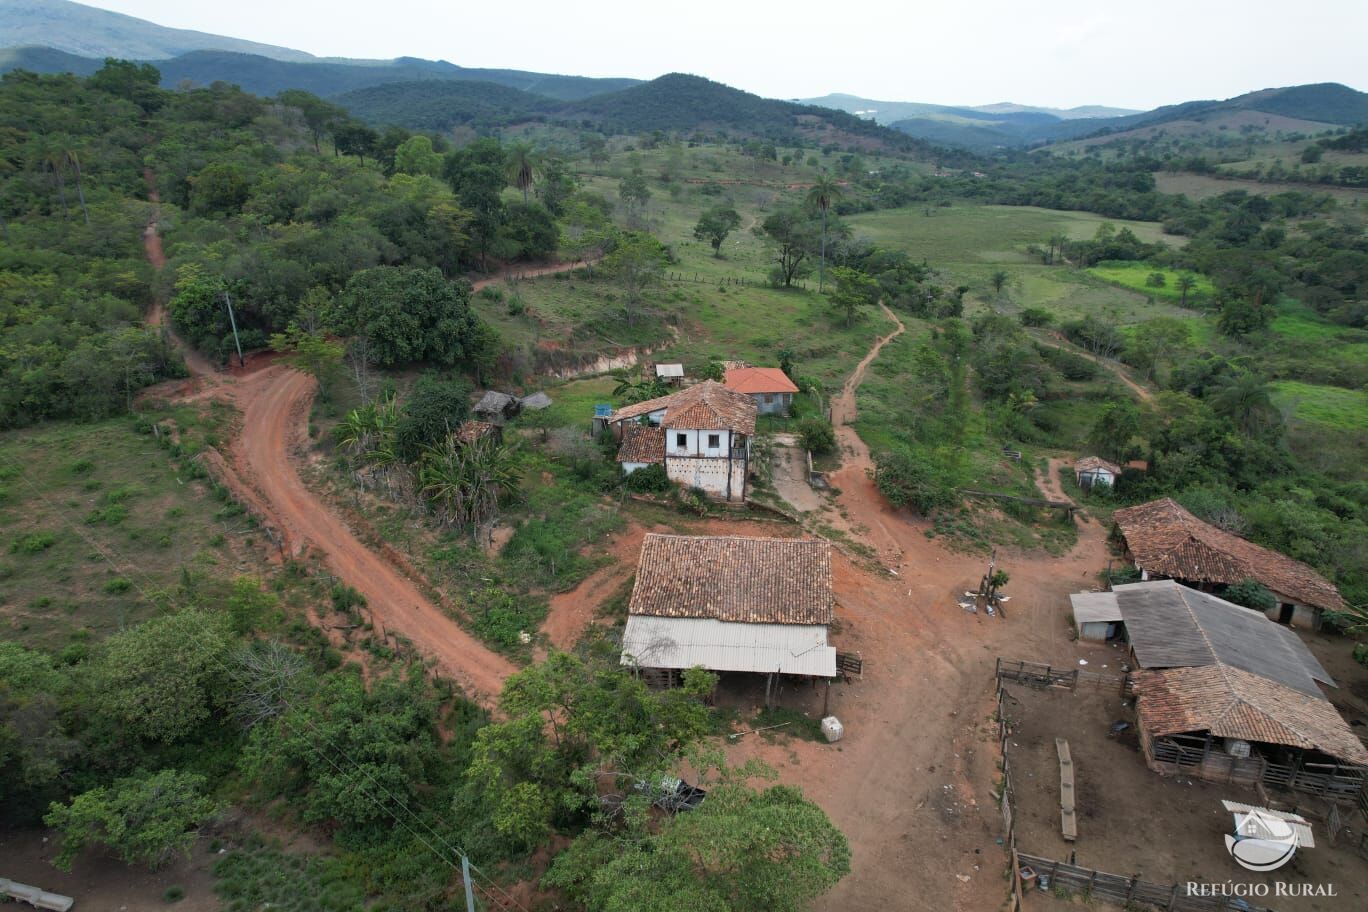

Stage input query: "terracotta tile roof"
[
  {"left": 628, "top": 534, "right": 833, "bottom": 625},
  {"left": 1075, "top": 456, "right": 1121, "bottom": 476},
  {"left": 453, "top": 420, "right": 497, "bottom": 446},
  {"left": 724, "top": 366, "right": 799, "bottom": 395},
  {"left": 616, "top": 424, "right": 664, "bottom": 464},
  {"left": 609, "top": 381, "right": 757, "bottom": 435},
  {"left": 1113, "top": 498, "right": 1344, "bottom": 613},
  {"left": 1133, "top": 665, "right": 1368, "bottom": 765}
]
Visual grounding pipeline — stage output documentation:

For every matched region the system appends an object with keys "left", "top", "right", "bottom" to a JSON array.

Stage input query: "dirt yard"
[{"left": 1005, "top": 684, "right": 1368, "bottom": 912}]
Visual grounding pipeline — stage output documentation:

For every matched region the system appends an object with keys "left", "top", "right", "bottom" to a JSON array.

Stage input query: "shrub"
[
  {"left": 624, "top": 463, "right": 672, "bottom": 493},
  {"left": 1354, "top": 643, "right": 1368, "bottom": 669},
  {"left": 103, "top": 577, "right": 133, "bottom": 594},
  {"left": 330, "top": 583, "right": 367, "bottom": 613},
  {"left": 11, "top": 531, "right": 57, "bottom": 554},
  {"left": 795, "top": 417, "right": 837, "bottom": 456},
  {"left": 1222, "top": 578, "right": 1277, "bottom": 613},
  {"left": 163, "top": 885, "right": 184, "bottom": 903},
  {"left": 873, "top": 447, "right": 958, "bottom": 515},
  {"left": 1018, "top": 307, "right": 1054, "bottom": 327}
]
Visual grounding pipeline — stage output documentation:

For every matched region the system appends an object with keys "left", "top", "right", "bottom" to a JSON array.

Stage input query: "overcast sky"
[{"left": 81, "top": 0, "right": 1367, "bottom": 110}]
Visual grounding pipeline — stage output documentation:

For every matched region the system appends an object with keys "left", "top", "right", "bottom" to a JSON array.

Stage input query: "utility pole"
[
  {"left": 461, "top": 854, "right": 477, "bottom": 911},
  {"left": 223, "top": 290, "right": 245, "bottom": 367}
]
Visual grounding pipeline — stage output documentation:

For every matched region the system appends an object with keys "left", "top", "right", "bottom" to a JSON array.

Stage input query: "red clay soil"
[
  {"left": 541, "top": 522, "right": 650, "bottom": 651},
  {"left": 228, "top": 366, "right": 516, "bottom": 705}
]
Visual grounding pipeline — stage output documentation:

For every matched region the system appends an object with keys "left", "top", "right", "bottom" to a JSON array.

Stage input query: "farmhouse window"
[
  {"left": 764, "top": 394, "right": 774, "bottom": 404},
  {"left": 676, "top": 433, "right": 687, "bottom": 448},
  {"left": 708, "top": 434, "right": 720, "bottom": 448}
]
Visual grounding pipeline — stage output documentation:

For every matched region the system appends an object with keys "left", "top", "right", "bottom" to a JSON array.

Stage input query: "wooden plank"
[{"left": 1057, "top": 738, "right": 1077, "bottom": 842}]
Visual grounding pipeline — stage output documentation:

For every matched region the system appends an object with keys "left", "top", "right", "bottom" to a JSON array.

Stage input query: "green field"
[
  {"left": 0, "top": 408, "right": 250, "bottom": 651},
  {"left": 1271, "top": 380, "right": 1368, "bottom": 431},
  {"left": 1087, "top": 262, "right": 1214, "bottom": 306}
]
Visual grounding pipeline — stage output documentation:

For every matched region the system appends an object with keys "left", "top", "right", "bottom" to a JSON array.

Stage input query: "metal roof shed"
[{"left": 1070, "top": 591, "right": 1122, "bottom": 641}]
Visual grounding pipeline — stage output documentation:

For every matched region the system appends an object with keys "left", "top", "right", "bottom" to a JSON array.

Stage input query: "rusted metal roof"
[
  {"left": 1133, "top": 665, "right": 1368, "bottom": 765},
  {"left": 628, "top": 534, "right": 832, "bottom": 625},
  {"left": 724, "top": 366, "right": 799, "bottom": 395},
  {"left": 1113, "top": 498, "right": 1344, "bottom": 612},
  {"left": 1116, "top": 580, "right": 1323, "bottom": 696},
  {"left": 609, "top": 381, "right": 757, "bottom": 435},
  {"left": 616, "top": 424, "right": 665, "bottom": 464}
]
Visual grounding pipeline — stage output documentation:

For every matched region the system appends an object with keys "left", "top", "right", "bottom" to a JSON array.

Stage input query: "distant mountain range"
[
  {"left": 805, "top": 87, "right": 1368, "bottom": 151},
  {"left": 2, "top": 0, "right": 1363, "bottom": 154}
]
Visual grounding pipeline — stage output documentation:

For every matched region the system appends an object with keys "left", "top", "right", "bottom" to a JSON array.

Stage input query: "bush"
[
  {"left": 795, "top": 417, "right": 837, "bottom": 456},
  {"left": 11, "top": 531, "right": 57, "bottom": 554},
  {"left": 1353, "top": 643, "right": 1368, "bottom": 669},
  {"left": 873, "top": 447, "right": 959, "bottom": 515},
  {"left": 1019, "top": 307, "right": 1054, "bottom": 327},
  {"left": 624, "top": 463, "right": 672, "bottom": 493},
  {"left": 1222, "top": 578, "right": 1277, "bottom": 613}
]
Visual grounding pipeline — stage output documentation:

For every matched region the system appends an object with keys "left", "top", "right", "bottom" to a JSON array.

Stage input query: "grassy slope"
[
  {"left": 1271, "top": 380, "right": 1368, "bottom": 431},
  {"left": 0, "top": 406, "right": 250, "bottom": 651}
]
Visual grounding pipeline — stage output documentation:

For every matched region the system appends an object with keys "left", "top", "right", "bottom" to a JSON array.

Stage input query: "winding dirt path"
[
  {"left": 231, "top": 367, "right": 516, "bottom": 704},
  {"left": 825, "top": 303, "right": 907, "bottom": 567},
  {"left": 1035, "top": 331, "right": 1154, "bottom": 404}
]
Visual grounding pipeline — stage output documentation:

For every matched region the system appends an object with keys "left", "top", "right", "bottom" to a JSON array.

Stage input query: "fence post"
[{"left": 1166, "top": 883, "right": 1179, "bottom": 910}]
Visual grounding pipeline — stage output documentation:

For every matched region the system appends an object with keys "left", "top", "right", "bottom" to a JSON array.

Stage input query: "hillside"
[
  {"left": 0, "top": 0, "right": 317, "bottom": 61},
  {"left": 338, "top": 73, "right": 953, "bottom": 155},
  {"left": 887, "top": 83, "right": 1368, "bottom": 151},
  {"left": 804, "top": 92, "right": 1138, "bottom": 125}
]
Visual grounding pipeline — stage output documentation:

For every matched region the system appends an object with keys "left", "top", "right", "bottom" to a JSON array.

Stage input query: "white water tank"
[{"left": 821, "top": 716, "right": 844, "bottom": 743}]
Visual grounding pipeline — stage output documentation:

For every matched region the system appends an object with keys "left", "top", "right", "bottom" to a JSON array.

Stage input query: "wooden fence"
[
  {"left": 1016, "top": 854, "right": 1275, "bottom": 912},
  {"left": 995, "top": 657, "right": 1129, "bottom": 694},
  {"left": 1150, "top": 734, "right": 1367, "bottom": 802}
]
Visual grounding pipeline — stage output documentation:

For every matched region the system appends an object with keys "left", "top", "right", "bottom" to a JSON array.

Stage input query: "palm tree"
[
  {"left": 1176, "top": 274, "right": 1197, "bottom": 308},
  {"left": 805, "top": 174, "right": 843, "bottom": 293},
  {"left": 990, "top": 269, "right": 1010, "bottom": 297},
  {"left": 65, "top": 148, "right": 90, "bottom": 226},
  {"left": 1210, "top": 373, "right": 1280, "bottom": 438},
  {"left": 505, "top": 143, "right": 541, "bottom": 205}
]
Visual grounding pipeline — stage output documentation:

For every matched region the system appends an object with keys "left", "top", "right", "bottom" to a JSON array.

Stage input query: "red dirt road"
[{"left": 231, "top": 367, "right": 517, "bottom": 704}]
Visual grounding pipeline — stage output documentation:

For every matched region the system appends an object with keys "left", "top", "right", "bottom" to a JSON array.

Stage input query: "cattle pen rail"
[
  {"left": 995, "top": 657, "right": 1128, "bottom": 693},
  {"left": 1015, "top": 854, "right": 1275, "bottom": 912}
]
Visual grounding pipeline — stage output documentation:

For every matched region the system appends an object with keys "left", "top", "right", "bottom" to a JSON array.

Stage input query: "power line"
[{"left": 0, "top": 451, "right": 530, "bottom": 911}]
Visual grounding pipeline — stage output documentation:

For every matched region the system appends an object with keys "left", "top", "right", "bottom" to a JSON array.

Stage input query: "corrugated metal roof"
[
  {"left": 620, "top": 616, "right": 837, "bottom": 677},
  {"left": 1270, "top": 625, "right": 1336, "bottom": 688},
  {"left": 1116, "top": 581, "right": 1322, "bottom": 696},
  {"left": 1070, "top": 591, "right": 1121, "bottom": 625},
  {"left": 655, "top": 363, "right": 684, "bottom": 378}
]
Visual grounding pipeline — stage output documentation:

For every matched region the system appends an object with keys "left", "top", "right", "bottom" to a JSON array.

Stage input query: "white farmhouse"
[{"left": 609, "top": 380, "right": 757, "bottom": 502}]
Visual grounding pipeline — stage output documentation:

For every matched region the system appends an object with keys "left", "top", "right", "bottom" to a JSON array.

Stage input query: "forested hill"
[
  {"left": 0, "top": 45, "right": 642, "bottom": 102},
  {"left": 339, "top": 73, "right": 957, "bottom": 155},
  {"left": 888, "top": 82, "right": 1368, "bottom": 150}
]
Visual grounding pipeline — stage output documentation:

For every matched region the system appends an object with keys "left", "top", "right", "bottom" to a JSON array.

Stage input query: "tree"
[
  {"left": 393, "top": 135, "right": 444, "bottom": 177},
  {"left": 277, "top": 90, "right": 345, "bottom": 154},
  {"left": 270, "top": 325, "right": 344, "bottom": 401},
  {"left": 45, "top": 769, "right": 219, "bottom": 871},
  {"left": 1175, "top": 274, "right": 1197, "bottom": 308},
  {"left": 394, "top": 374, "right": 473, "bottom": 462},
  {"left": 1087, "top": 400, "right": 1141, "bottom": 462},
  {"left": 618, "top": 169, "right": 652, "bottom": 219},
  {"left": 795, "top": 417, "right": 836, "bottom": 455},
  {"left": 1222, "top": 578, "right": 1277, "bottom": 614},
  {"left": 873, "top": 446, "right": 959, "bottom": 514},
  {"left": 444, "top": 138, "right": 508, "bottom": 269},
  {"left": 1126, "top": 317, "right": 1190, "bottom": 382},
  {"left": 805, "top": 175, "right": 843, "bottom": 293},
  {"left": 989, "top": 269, "right": 1010, "bottom": 297},
  {"left": 761, "top": 209, "right": 819, "bottom": 287},
  {"left": 826, "top": 266, "right": 879, "bottom": 328},
  {"left": 505, "top": 142, "right": 542, "bottom": 205},
  {"left": 331, "top": 266, "right": 488, "bottom": 367},
  {"left": 604, "top": 233, "right": 667, "bottom": 326},
  {"left": 1209, "top": 373, "right": 1281, "bottom": 439},
  {"left": 545, "top": 777, "right": 849, "bottom": 912},
  {"left": 1, "top": 643, "right": 76, "bottom": 816},
  {"left": 88, "top": 609, "right": 231, "bottom": 744},
  {"left": 693, "top": 206, "right": 742, "bottom": 257}
]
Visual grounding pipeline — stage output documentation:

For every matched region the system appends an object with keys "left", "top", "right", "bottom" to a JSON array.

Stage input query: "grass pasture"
[
  {"left": 1086, "top": 261, "right": 1214, "bottom": 306},
  {"left": 1271, "top": 380, "right": 1368, "bottom": 431},
  {"left": 0, "top": 408, "right": 248, "bottom": 651}
]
